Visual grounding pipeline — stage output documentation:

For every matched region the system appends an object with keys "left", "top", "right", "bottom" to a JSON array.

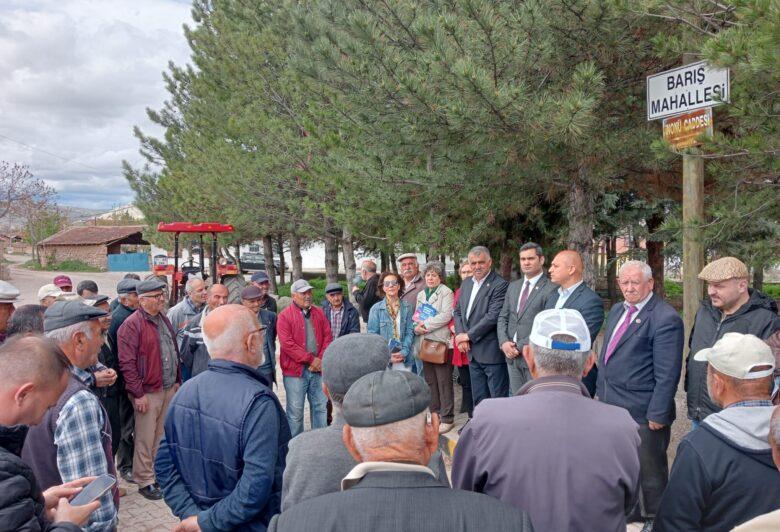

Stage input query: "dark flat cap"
[
  {"left": 241, "top": 285, "right": 263, "bottom": 300},
  {"left": 136, "top": 279, "right": 166, "bottom": 295},
  {"left": 324, "top": 282, "right": 343, "bottom": 294},
  {"left": 251, "top": 271, "right": 270, "bottom": 283},
  {"left": 85, "top": 294, "right": 110, "bottom": 306},
  {"left": 44, "top": 300, "right": 108, "bottom": 332},
  {"left": 342, "top": 370, "right": 431, "bottom": 428},
  {"left": 322, "top": 334, "right": 390, "bottom": 397},
  {"left": 116, "top": 279, "right": 138, "bottom": 294}
]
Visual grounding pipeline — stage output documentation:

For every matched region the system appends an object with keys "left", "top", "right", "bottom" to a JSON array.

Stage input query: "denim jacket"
[{"left": 367, "top": 298, "right": 414, "bottom": 369}]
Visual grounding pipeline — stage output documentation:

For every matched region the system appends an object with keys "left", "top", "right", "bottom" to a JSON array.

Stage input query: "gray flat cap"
[
  {"left": 342, "top": 370, "right": 431, "bottom": 428},
  {"left": 324, "top": 282, "right": 343, "bottom": 294},
  {"left": 322, "top": 334, "right": 390, "bottom": 397},
  {"left": 290, "top": 279, "right": 313, "bottom": 293},
  {"left": 44, "top": 300, "right": 108, "bottom": 332},
  {"left": 136, "top": 279, "right": 166, "bottom": 295},
  {"left": 85, "top": 294, "right": 110, "bottom": 306},
  {"left": 0, "top": 280, "right": 20, "bottom": 302},
  {"left": 116, "top": 279, "right": 138, "bottom": 294}
]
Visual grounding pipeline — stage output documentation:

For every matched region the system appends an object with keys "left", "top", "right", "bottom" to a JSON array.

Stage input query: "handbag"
[{"left": 419, "top": 338, "right": 448, "bottom": 364}]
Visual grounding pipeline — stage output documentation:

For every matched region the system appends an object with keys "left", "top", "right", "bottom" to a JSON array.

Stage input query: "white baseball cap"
[
  {"left": 694, "top": 332, "right": 775, "bottom": 380},
  {"left": 38, "top": 283, "right": 63, "bottom": 301},
  {"left": 529, "top": 308, "right": 591, "bottom": 352}
]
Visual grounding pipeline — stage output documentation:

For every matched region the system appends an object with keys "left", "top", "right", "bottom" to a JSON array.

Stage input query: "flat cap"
[
  {"left": 290, "top": 279, "right": 313, "bottom": 293},
  {"left": 38, "top": 283, "right": 63, "bottom": 301},
  {"left": 241, "top": 285, "right": 263, "bottom": 300},
  {"left": 250, "top": 271, "right": 270, "bottom": 283},
  {"left": 324, "top": 282, "right": 343, "bottom": 294},
  {"left": 116, "top": 279, "right": 138, "bottom": 294},
  {"left": 322, "top": 334, "right": 390, "bottom": 397},
  {"left": 44, "top": 300, "right": 108, "bottom": 332},
  {"left": 136, "top": 279, "right": 166, "bottom": 295},
  {"left": 698, "top": 257, "right": 749, "bottom": 282},
  {"left": 342, "top": 370, "right": 430, "bottom": 428},
  {"left": 0, "top": 280, "right": 20, "bottom": 302},
  {"left": 85, "top": 294, "right": 110, "bottom": 306},
  {"left": 396, "top": 253, "right": 418, "bottom": 262}
]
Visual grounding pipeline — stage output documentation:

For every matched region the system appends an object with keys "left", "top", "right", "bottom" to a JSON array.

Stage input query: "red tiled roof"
[{"left": 38, "top": 225, "right": 146, "bottom": 246}]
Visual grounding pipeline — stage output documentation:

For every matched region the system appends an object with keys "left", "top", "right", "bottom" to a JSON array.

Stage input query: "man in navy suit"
[
  {"left": 545, "top": 250, "right": 604, "bottom": 396},
  {"left": 453, "top": 246, "right": 509, "bottom": 406},
  {"left": 597, "top": 261, "right": 683, "bottom": 529}
]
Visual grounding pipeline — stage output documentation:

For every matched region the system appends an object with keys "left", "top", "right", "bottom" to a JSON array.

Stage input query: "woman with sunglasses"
[{"left": 367, "top": 271, "right": 415, "bottom": 371}]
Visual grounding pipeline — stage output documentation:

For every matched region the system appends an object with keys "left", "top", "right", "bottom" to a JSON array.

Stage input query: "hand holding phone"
[{"left": 69, "top": 474, "right": 115, "bottom": 506}]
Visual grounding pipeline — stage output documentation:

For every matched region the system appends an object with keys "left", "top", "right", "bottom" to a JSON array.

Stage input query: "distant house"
[{"left": 37, "top": 225, "right": 149, "bottom": 270}]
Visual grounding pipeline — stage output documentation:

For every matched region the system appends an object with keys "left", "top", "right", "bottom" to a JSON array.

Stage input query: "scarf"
[{"left": 385, "top": 297, "right": 401, "bottom": 339}]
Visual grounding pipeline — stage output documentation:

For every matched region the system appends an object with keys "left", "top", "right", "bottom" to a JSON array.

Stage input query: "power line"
[{"left": 0, "top": 132, "right": 103, "bottom": 171}]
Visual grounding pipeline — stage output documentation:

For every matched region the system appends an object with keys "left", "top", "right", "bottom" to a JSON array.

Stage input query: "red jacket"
[
  {"left": 451, "top": 288, "right": 469, "bottom": 367},
  {"left": 277, "top": 304, "right": 332, "bottom": 378},
  {"left": 118, "top": 308, "right": 181, "bottom": 398}
]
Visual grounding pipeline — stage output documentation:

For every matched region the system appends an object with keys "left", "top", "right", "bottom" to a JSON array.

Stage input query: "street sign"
[
  {"left": 647, "top": 61, "right": 729, "bottom": 120},
  {"left": 662, "top": 108, "right": 713, "bottom": 149}
]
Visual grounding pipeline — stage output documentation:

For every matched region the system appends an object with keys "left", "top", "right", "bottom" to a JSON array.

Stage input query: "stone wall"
[{"left": 39, "top": 244, "right": 107, "bottom": 270}]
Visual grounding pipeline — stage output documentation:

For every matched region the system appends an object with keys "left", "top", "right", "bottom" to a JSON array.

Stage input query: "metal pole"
[
  {"left": 172, "top": 233, "right": 180, "bottom": 305},
  {"left": 682, "top": 55, "right": 705, "bottom": 354},
  {"left": 199, "top": 234, "right": 205, "bottom": 280},
  {"left": 210, "top": 233, "right": 218, "bottom": 283}
]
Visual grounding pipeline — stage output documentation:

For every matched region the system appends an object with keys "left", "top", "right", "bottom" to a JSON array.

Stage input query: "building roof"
[{"left": 39, "top": 225, "right": 147, "bottom": 246}]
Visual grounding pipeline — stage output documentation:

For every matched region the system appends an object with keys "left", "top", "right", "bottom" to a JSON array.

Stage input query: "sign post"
[{"left": 647, "top": 57, "right": 728, "bottom": 352}]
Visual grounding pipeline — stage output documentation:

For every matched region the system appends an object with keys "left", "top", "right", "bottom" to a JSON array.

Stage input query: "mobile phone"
[{"left": 69, "top": 475, "right": 116, "bottom": 506}]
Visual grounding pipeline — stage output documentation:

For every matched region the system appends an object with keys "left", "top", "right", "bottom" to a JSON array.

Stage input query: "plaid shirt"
[
  {"left": 329, "top": 306, "right": 344, "bottom": 338},
  {"left": 727, "top": 400, "right": 773, "bottom": 408},
  {"left": 54, "top": 367, "right": 118, "bottom": 531}
]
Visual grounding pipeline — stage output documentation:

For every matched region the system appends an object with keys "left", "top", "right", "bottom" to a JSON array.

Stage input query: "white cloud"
[{"left": 0, "top": 0, "right": 192, "bottom": 209}]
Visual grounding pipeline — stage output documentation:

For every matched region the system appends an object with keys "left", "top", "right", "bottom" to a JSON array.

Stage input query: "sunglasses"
[{"left": 383, "top": 281, "right": 399, "bottom": 287}]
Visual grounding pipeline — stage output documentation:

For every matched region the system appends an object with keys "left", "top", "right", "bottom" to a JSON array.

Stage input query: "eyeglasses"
[
  {"left": 140, "top": 293, "right": 166, "bottom": 300},
  {"left": 383, "top": 281, "right": 399, "bottom": 287}
]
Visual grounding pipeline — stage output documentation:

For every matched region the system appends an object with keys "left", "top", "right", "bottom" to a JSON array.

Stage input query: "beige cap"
[
  {"left": 38, "top": 283, "right": 63, "bottom": 301},
  {"left": 694, "top": 332, "right": 775, "bottom": 380},
  {"left": 698, "top": 257, "right": 749, "bottom": 282},
  {"left": 396, "top": 253, "right": 418, "bottom": 262}
]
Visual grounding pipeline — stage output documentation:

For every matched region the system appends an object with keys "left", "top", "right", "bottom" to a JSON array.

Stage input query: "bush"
[
  {"left": 763, "top": 283, "right": 780, "bottom": 300},
  {"left": 664, "top": 280, "right": 683, "bottom": 297},
  {"left": 276, "top": 278, "right": 348, "bottom": 304},
  {"left": 23, "top": 259, "right": 101, "bottom": 272}
]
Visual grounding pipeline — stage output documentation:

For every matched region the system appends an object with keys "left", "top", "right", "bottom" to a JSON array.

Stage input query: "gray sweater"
[{"left": 281, "top": 413, "right": 450, "bottom": 510}]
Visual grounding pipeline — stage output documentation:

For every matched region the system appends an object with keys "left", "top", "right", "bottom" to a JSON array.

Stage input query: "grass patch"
[{"left": 23, "top": 259, "right": 101, "bottom": 272}]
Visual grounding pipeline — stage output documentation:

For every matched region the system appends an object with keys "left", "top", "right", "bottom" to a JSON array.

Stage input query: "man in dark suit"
[
  {"left": 453, "top": 246, "right": 509, "bottom": 405},
  {"left": 545, "top": 250, "right": 604, "bottom": 396},
  {"left": 497, "top": 242, "right": 558, "bottom": 393},
  {"left": 351, "top": 259, "right": 380, "bottom": 322},
  {"left": 597, "top": 261, "right": 683, "bottom": 529},
  {"left": 269, "top": 370, "right": 534, "bottom": 532}
]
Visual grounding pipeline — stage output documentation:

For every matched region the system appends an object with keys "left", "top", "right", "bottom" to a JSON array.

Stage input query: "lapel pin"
[{"left": 635, "top": 318, "right": 641, "bottom": 324}]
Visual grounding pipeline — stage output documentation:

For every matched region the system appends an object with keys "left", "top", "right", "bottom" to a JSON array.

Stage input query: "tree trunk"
[
  {"left": 568, "top": 168, "right": 596, "bottom": 288},
  {"left": 753, "top": 263, "right": 764, "bottom": 291},
  {"left": 646, "top": 211, "right": 666, "bottom": 299},
  {"left": 380, "top": 250, "right": 388, "bottom": 272},
  {"left": 289, "top": 233, "right": 303, "bottom": 280},
  {"left": 276, "top": 235, "right": 287, "bottom": 284},
  {"left": 606, "top": 235, "right": 618, "bottom": 305},
  {"left": 390, "top": 252, "right": 398, "bottom": 273},
  {"left": 324, "top": 233, "right": 340, "bottom": 284},
  {"left": 499, "top": 240, "right": 513, "bottom": 281},
  {"left": 262, "top": 235, "right": 278, "bottom": 293},
  {"left": 342, "top": 228, "right": 357, "bottom": 301}
]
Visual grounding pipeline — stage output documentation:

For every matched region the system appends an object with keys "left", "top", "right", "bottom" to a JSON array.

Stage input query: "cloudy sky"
[{"left": 0, "top": 0, "right": 192, "bottom": 209}]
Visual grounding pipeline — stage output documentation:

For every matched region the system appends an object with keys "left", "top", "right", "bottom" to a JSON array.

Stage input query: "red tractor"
[{"left": 154, "top": 222, "right": 237, "bottom": 304}]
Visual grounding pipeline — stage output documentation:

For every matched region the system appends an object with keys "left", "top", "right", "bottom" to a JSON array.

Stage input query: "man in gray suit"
[
  {"left": 498, "top": 242, "right": 558, "bottom": 393},
  {"left": 453, "top": 246, "right": 510, "bottom": 405},
  {"left": 270, "top": 370, "right": 534, "bottom": 532},
  {"left": 281, "top": 334, "right": 448, "bottom": 510},
  {"left": 545, "top": 249, "right": 605, "bottom": 396}
]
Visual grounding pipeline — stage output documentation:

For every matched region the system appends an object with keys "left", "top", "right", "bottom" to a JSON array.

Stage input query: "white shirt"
[
  {"left": 341, "top": 461, "right": 435, "bottom": 490},
  {"left": 513, "top": 272, "right": 544, "bottom": 343},
  {"left": 606, "top": 292, "right": 654, "bottom": 345},
  {"left": 554, "top": 280, "right": 583, "bottom": 309},
  {"left": 465, "top": 275, "right": 487, "bottom": 320}
]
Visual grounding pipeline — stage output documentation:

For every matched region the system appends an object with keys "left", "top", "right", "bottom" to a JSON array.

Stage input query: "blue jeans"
[
  {"left": 690, "top": 419, "right": 700, "bottom": 431},
  {"left": 283, "top": 368, "right": 327, "bottom": 438}
]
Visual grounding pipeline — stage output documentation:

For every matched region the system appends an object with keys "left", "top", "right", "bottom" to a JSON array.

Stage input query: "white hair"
[
  {"left": 185, "top": 277, "right": 204, "bottom": 294},
  {"left": 45, "top": 320, "right": 95, "bottom": 345},
  {"left": 202, "top": 310, "right": 263, "bottom": 365},
  {"left": 351, "top": 409, "right": 429, "bottom": 459},
  {"left": 618, "top": 260, "right": 652, "bottom": 281},
  {"left": 468, "top": 245, "right": 491, "bottom": 259},
  {"left": 530, "top": 334, "right": 589, "bottom": 378}
]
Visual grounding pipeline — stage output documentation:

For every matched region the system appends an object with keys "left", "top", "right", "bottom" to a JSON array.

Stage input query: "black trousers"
[
  {"left": 456, "top": 365, "right": 473, "bottom": 417},
  {"left": 632, "top": 423, "right": 671, "bottom": 520},
  {"left": 115, "top": 393, "right": 135, "bottom": 474},
  {"left": 469, "top": 358, "right": 509, "bottom": 407}
]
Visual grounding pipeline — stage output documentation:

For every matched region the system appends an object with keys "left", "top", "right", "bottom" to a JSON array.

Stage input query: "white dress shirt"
[
  {"left": 606, "top": 292, "right": 654, "bottom": 345},
  {"left": 465, "top": 275, "right": 487, "bottom": 320},
  {"left": 554, "top": 280, "right": 583, "bottom": 309},
  {"left": 341, "top": 461, "right": 435, "bottom": 490}
]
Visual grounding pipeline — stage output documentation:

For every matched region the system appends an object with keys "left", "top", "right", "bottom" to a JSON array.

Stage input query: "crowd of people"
[{"left": 0, "top": 244, "right": 778, "bottom": 531}]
